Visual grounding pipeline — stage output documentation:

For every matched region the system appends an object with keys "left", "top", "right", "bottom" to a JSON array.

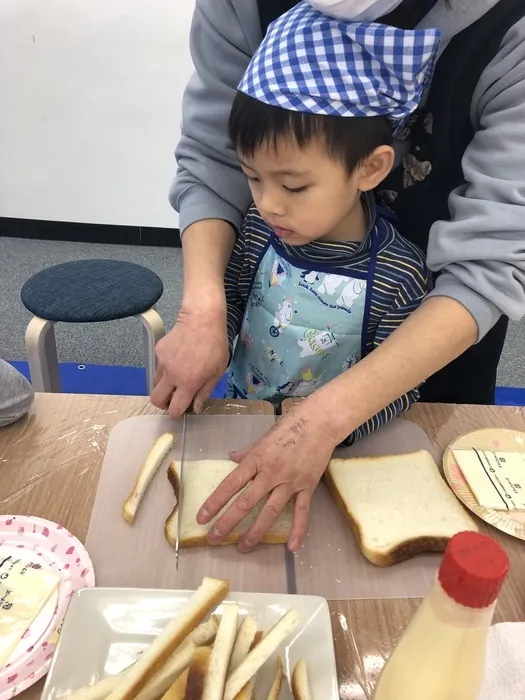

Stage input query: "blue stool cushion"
[{"left": 21, "top": 260, "right": 164, "bottom": 323}]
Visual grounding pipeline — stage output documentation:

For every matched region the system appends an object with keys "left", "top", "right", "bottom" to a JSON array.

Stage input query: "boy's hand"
[
  {"left": 197, "top": 394, "right": 339, "bottom": 552},
  {"left": 151, "top": 304, "right": 229, "bottom": 416}
]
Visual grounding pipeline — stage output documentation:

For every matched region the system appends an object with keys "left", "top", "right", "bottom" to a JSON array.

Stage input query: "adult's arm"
[
  {"left": 170, "top": 0, "right": 261, "bottom": 235},
  {"left": 0, "top": 360, "right": 34, "bottom": 428},
  {"left": 426, "top": 19, "right": 525, "bottom": 340}
]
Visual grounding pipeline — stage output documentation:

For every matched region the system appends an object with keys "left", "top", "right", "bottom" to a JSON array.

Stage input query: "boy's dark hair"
[{"left": 229, "top": 91, "right": 392, "bottom": 175}]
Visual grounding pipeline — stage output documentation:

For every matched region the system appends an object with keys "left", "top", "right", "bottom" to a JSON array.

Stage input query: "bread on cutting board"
[
  {"left": 325, "top": 449, "right": 478, "bottom": 567},
  {"left": 165, "top": 460, "right": 292, "bottom": 548}
]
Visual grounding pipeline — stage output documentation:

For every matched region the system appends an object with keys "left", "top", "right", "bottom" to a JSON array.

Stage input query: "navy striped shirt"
[{"left": 225, "top": 195, "right": 432, "bottom": 444}]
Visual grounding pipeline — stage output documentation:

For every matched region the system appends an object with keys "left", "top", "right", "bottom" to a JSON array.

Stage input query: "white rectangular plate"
[{"left": 42, "top": 587, "right": 338, "bottom": 699}]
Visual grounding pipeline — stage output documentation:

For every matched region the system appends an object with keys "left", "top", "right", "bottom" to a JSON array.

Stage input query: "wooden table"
[{"left": 1, "top": 394, "right": 525, "bottom": 700}]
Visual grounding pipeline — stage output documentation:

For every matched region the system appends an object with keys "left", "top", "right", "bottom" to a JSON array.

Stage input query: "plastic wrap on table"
[
  {"left": 0, "top": 393, "right": 154, "bottom": 542},
  {"left": 329, "top": 596, "right": 422, "bottom": 699},
  {"left": 86, "top": 412, "right": 444, "bottom": 599}
]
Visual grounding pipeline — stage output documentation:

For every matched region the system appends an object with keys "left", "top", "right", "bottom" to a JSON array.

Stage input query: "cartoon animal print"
[
  {"left": 298, "top": 328, "right": 339, "bottom": 359},
  {"left": 292, "top": 367, "right": 323, "bottom": 397},
  {"left": 277, "top": 380, "right": 296, "bottom": 395},
  {"left": 270, "top": 259, "right": 288, "bottom": 287},
  {"left": 336, "top": 279, "right": 367, "bottom": 308},
  {"left": 301, "top": 270, "right": 319, "bottom": 285},
  {"left": 270, "top": 297, "right": 294, "bottom": 337},
  {"left": 318, "top": 273, "right": 347, "bottom": 296}
]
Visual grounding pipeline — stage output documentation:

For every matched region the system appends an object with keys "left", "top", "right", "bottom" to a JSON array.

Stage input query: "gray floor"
[{"left": 1, "top": 236, "right": 524, "bottom": 387}]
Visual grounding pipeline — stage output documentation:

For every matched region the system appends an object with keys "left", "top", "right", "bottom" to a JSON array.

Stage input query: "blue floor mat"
[
  {"left": 7, "top": 361, "right": 525, "bottom": 406},
  {"left": 8, "top": 361, "right": 228, "bottom": 398}
]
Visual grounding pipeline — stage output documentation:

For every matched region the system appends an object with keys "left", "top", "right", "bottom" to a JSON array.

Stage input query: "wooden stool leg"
[
  {"left": 137, "top": 308, "right": 165, "bottom": 395},
  {"left": 25, "top": 317, "right": 61, "bottom": 392}
]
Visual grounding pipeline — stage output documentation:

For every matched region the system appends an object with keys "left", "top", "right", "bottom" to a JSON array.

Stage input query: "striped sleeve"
[
  {"left": 342, "top": 239, "right": 433, "bottom": 445},
  {"left": 224, "top": 221, "right": 248, "bottom": 351}
]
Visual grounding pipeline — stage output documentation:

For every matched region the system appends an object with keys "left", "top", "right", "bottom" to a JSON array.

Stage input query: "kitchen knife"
[{"left": 174, "top": 410, "right": 188, "bottom": 570}]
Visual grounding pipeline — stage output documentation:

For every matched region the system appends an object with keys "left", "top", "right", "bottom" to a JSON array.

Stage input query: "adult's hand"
[
  {"left": 197, "top": 395, "right": 339, "bottom": 553},
  {"left": 151, "top": 219, "right": 235, "bottom": 416},
  {"left": 151, "top": 303, "right": 229, "bottom": 416}
]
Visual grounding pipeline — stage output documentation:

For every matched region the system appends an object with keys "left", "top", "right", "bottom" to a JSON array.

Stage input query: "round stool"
[{"left": 21, "top": 259, "right": 165, "bottom": 395}]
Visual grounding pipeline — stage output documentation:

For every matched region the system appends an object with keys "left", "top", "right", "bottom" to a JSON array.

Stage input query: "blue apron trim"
[{"left": 361, "top": 228, "right": 380, "bottom": 359}]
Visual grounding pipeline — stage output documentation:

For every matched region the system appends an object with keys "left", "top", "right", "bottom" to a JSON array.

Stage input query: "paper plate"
[
  {"left": 0, "top": 515, "right": 95, "bottom": 699},
  {"left": 443, "top": 428, "right": 525, "bottom": 541}
]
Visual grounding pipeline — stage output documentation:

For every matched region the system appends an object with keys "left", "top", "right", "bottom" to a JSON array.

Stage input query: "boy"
[{"left": 224, "top": 2, "right": 440, "bottom": 442}]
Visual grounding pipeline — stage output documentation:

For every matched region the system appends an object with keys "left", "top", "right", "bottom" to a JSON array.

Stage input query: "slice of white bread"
[
  {"left": 326, "top": 450, "right": 478, "bottom": 567},
  {"left": 106, "top": 577, "right": 229, "bottom": 700},
  {"left": 224, "top": 610, "right": 299, "bottom": 700},
  {"left": 291, "top": 660, "right": 312, "bottom": 700},
  {"left": 165, "top": 460, "right": 292, "bottom": 548}
]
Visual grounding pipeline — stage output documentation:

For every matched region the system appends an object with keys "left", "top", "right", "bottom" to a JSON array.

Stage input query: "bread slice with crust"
[
  {"left": 164, "top": 460, "right": 292, "bottom": 548},
  {"left": 326, "top": 450, "right": 478, "bottom": 567}
]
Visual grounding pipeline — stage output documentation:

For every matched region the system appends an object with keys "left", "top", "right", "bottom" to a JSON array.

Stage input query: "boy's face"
[{"left": 238, "top": 138, "right": 366, "bottom": 245}]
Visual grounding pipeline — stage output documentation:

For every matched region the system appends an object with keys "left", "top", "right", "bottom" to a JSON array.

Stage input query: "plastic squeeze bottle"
[{"left": 373, "top": 531, "right": 510, "bottom": 700}]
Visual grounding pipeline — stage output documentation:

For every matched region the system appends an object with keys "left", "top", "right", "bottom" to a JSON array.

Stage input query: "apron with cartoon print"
[{"left": 228, "top": 233, "right": 379, "bottom": 403}]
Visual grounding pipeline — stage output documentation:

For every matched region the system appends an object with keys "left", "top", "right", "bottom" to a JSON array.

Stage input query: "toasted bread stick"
[
  {"left": 123, "top": 433, "right": 175, "bottom": 524},
  {"left": 106, "top": 577, "right": 229, "bottom": 700},
  {"left": 228, "top": 615, "right": 258, "bottom": 674},
  {"left": 202, "top": 603, "right": 239, "bottom": 700},
  {"left": 224, "top": 610, "right": 298, "bottom": 700},
  {"left": 291, "top": 660, "right": 312, "bottom": 700},
  {"left": 267, "top": 656, "right": 284, "bottom": 700}
]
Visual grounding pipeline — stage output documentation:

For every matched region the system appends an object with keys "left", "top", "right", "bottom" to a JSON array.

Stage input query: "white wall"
[{"left": 0, "top": 0, "right": 194, "bottom": 228}]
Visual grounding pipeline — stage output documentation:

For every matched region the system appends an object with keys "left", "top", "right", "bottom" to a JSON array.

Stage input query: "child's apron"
[{"left": 228, "top": 232, "right": 379, "bottom": 403}]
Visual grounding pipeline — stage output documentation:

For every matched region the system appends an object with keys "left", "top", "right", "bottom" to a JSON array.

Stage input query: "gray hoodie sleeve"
[
  {"left": 170, "top": 0, "right": 261, "bottom": 234},
  {"left": 427, "top": 18, "right": 525, "bottom": 340}
]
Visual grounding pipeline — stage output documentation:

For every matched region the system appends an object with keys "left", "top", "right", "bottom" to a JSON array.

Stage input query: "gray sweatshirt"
[{"left": 171, "top": 0, "right": 525, "bottom": 340}]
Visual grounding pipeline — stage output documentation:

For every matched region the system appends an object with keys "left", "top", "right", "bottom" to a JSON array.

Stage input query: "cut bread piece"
[
  {"left": 106, "top": 577, "right": 229, "bottom": 700},
  {"left": 202, "top": 603, "right": 239, "bottom": 700},
  {"left": 123, "top": 432, "right": 175, "bottom": 524},
  {"left": 165, "top": 461, "right": 292, "bottom": 548},
  {"left": 224, "top": 610, "right": 299, "bottom": 700},
  {"left": 291, "top": 660, "right": 312, "bottom": 700},
  {"left": 160, "top": 668, "right": 188, "bottom": 700},
  {"left": 135, "top": 642, "right": 195, "bottom": 700},
  {"left": 228, "top": 615, "right": 258, "bottom": 674},
  {"left": 233, "top": 628, "right": 264, "bottom": 700},
  {"left": 267, "top": 656, "right": 284, "bottom": 700},
  {"left": 162, "top": 646, "right": 212, "bottom": 700},
  {"left": 326, "top": 450, "right": 478, "bottom": 567}
]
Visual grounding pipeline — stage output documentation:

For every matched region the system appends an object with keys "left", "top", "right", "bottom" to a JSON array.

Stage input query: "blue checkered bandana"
[{"left": 238, "top": 1, "right": 442, "bottom": 136}]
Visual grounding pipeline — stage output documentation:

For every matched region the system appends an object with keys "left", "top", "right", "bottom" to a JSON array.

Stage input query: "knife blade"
[{"left": 175, "top": 410, "right": 188, "bottom": 570}]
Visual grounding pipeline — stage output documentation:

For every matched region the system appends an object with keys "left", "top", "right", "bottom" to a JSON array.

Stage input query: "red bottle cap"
[{"left": 438, "top": 531, "right": 509, "bottom": 609}]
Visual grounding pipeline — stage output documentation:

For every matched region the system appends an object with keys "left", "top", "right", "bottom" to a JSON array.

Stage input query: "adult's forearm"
[
  {"left": 181, "top": 219, "right": 236, "bottom": 308},
  {"left": 314, "top": 297, "right": 479, "bottom": 445}
]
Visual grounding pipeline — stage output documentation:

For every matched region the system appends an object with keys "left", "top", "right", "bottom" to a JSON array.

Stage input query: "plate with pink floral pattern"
[{"left": 0, "top": 515, "right": 95, "bottom": 699}]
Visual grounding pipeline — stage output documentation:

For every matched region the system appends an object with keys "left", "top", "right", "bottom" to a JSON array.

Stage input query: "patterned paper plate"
[
  {"left": 443, "top": 428, "right": 525, "bottom": 541},
  {"left": 0, "top": 515, "right": 95, "bottom": 699}
]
